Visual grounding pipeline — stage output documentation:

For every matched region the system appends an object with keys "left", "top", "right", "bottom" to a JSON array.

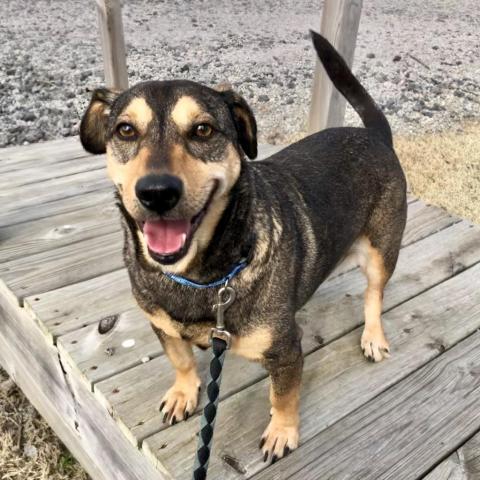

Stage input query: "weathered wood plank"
[
  {"left": 57, "top": 308, "right": 163, "bottom": 386},
  {"left": 0, "top": 188, "right": 113, "bottom": 229},
  {"left": 308, "top": 0, "right": 363, "bottom": 132},
  {"left": 0, "top": 202, "right": 119, "bottom": 263},
  {"left": 400, "top": 200, "right": 460, "bottom": 247},
  {"left": 0, "top": 231, "right": 123, "bottom": 304},
  {"left": 97, "top": 220, "right": 480, "bottom": 445},
  {"left": 0, "top": 155, "right": 105, "bottom": 190},
  {"left": 422, "top": 431, "right": 480, "bottom": 480},
  {"left": 423, "top": 457, "right": 466, "bottom": 480},
  {"left": 0, "top": 168, "right": 109, "bottom": 220},
  {"left": 24, "top": 269, "right": 132, "bottom": 339},
  {"left": 0, "top": 136, "right": 85, "bottom": 169},
  {"left": 0, "top": 287, "right": 169, "bottom": 480},
  {"left": 144, "top": 263, "right": 480, "bottom": 479},
  {"left": 255, "top": 326, "right": 480, "bottom": 479}
]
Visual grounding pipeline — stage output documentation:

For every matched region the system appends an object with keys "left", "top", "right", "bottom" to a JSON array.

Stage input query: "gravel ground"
[{"left": 0, "top": 0, "right": 479, "bottom": 147}]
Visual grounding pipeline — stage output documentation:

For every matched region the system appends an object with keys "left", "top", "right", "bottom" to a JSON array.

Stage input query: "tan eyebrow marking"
[
  {"left": 171, "top": 95, "right": 204, "bottom": 130},
  {"left": 119, "top": 97, "right": 154, "bottom": 132}
]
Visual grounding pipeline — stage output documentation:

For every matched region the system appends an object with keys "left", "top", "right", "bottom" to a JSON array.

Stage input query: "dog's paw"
[
  {"left": 259, "top": 415, "right": 299, "bottom": 464},
  {"left": 361, "top": 328, "right": 390, "bottom": 362},
  {"left": 159, "top": 372, "right": 201, "bottom": 425}
]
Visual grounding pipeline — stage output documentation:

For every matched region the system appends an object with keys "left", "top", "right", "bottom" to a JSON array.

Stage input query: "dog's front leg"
[
  {"left": 152, "top": 326, "right": 201, "bottom": 425},
  {"left": 260, "top": 335, "right": 303, "bottom": 463}
]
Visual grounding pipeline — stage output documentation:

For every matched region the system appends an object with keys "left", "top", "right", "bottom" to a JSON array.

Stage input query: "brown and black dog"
[{"left": 80, "top": 32, "right": 407, "bottom": 462}]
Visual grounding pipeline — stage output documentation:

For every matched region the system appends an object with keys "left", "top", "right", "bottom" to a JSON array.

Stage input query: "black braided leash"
[
  {"left": 192, "top": 285, "right": 235, "bottom": 480},
  {"left": 192, "top": 337, "right": 228, "bottom": 480}
]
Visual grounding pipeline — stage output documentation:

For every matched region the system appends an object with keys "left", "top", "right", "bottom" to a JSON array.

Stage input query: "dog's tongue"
[{"left": 143, "top": 219, "right": 190, "bottom": 255}]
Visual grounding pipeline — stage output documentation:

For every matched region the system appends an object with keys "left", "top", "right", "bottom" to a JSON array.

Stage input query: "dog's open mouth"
[{"left": 139, "top": 183, "right": 218, "bottom": 265}]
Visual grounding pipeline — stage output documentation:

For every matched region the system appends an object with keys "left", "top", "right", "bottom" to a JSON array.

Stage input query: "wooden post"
[
  {"left": 95, "top": 0, "right": 129, "bottom": 90},
  {"left": 307, "top": 0, "right": 362, "bottom": 134}
]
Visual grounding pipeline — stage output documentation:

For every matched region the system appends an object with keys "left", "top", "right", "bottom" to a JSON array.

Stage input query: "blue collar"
[{"left": 163, "top": 260, "right": 248, "bottom": 289}]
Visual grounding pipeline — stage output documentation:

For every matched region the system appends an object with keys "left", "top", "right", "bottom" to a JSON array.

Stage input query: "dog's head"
[{"left": 80, "top": 80, "right": 257, "bottom": 271}]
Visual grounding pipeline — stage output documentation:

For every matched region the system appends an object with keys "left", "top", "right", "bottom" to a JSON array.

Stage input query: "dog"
[{"left": 80, "top": 31, "right": 407, "bottom": 462}]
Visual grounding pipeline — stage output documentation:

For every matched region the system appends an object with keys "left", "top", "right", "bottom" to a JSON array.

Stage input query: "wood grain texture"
[
  {"left": 144, "top": 263, "right": 480, "bottom": 479},
  {"left": 0, "top": 202, "right": 119, "bottom": 263},
  {"left": 423, "top": 456, "right": 468, "bottom": 480},
  {"left": 0, "top": 155, "right": 105, "bottom": 190},
  {"left": 0, "top": 287, "right": 170, "bottom": 480},
  {"left": 0, "top": 188, "right": 113, "bottom": 229},
  {"left": 297, "top": 220, "right": 479, "bottom": 349},
  {"left": 97, "top": 221, "right": 480, "bottom": 446},
  {"left": 0, "top": 139, "right": 276, "bottom": 168},
  {"left": 24, "top": 269, "right": 132, "bottom": 339},
  {"left": 0, "top": 231, "right": 123, "bottom": 303},
  {"left": 400, "top": 200, "right": 460, "bottom": 247},
  {"left": 57, "top": 308, "right": 163, "bottom": 386},
  {"left": 0, "top": 168, "right": 109, "bottom": 221},
  {"left": 423, "top": 432, "right": 480, "bottom": 480},
  {"left": 0, "top": 136, "right": 85, "bottom": 170}
]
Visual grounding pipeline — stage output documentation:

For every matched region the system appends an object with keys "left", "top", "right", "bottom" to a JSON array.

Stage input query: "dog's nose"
[{"left": 135, "top": 174, "right": 183, "bottom": 214}]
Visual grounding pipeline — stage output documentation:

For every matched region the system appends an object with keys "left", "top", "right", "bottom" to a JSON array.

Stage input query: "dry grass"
[
  {"left": 395, "top": 123, "right": 480, "bottom": 224},
  {"left": 0, "top": 368, "right": 88, "bottom": 480}
]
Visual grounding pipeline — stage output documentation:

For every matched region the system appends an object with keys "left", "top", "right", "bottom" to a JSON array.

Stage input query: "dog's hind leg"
[
  {"left": 353, "top": 177, "right": 407, "bottom": 362},
  {"left": 356, "top": 197, "right": 405, "bottom": 362},
  {"left": 356, "top": 237, "right": 392, "bottom": 362},
  {"left": 151, "top": 324, "right": 201, "bottom": 425}
]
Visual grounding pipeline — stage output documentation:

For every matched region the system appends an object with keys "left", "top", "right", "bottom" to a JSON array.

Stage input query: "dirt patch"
[
  {"left": 0, "top": 368, "right": 88, "bottom": 480},
  {"left": 395, "top": 122, "right": 480, "bottom": 224}
]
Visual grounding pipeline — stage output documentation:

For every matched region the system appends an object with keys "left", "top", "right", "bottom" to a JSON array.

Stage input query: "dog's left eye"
[
  {"left": 116, "top": 123, "right": 137, "bottom": 140},
  {"left": 193, "top": 123, "right": 214, "bottom": 139}
]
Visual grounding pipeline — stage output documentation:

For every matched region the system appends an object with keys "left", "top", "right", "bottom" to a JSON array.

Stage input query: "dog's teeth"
[{"left": 181, "top": 233, "right": 187, "bottom": 243}]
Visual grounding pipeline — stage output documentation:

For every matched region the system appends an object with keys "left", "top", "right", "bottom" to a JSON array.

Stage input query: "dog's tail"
[{"left": 311, "top": 30, "right": 393, "bottom": 148}]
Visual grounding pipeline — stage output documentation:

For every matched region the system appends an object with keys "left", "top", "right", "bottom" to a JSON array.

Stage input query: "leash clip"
[{"left": 210, "top": 285, "right": 235, "bottom": 349}]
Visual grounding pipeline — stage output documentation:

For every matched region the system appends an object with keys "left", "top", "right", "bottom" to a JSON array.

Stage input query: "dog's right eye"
[
  {"left": 193, "top": 123, "right": 214, "bottom": 139},
  {"left": 116, "top": 123, "right": 137, "bottom": 140}
]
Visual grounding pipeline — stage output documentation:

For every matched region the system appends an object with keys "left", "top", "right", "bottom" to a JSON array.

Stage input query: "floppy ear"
[
  {"left": 80, "top": 88, "right": 120, "bottom": 154},
  {"left": 218, "top": 88, "right": 258, "bottom": 159}
]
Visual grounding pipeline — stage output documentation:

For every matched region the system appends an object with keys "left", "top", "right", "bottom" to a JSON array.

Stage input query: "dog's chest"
[
  {"left": 147, "top": 309, "right": 212, "bottom": 344},
  {"left": 128, "top": 252, "right": 274, "bottom": 360},
  {"left": 146, "top": 302, "right": 272, "bottom": 361}
]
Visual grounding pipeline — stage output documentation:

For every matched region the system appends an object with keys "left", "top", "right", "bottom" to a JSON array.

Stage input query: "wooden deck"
[{"left": 1, "top": 137, "right": 480, "bottom": 480}]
